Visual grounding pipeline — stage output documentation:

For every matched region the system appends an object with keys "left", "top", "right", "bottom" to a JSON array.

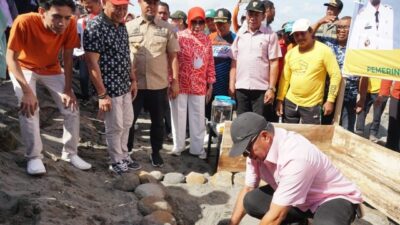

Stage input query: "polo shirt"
[
  {"left": 245, "top": 127, "right": 363, "bottom": 213},
  {"left": 231, "top": 25, "right": 281, "bottom": 90},
  {"left": 83, "top": 12, "right": 131, "bottom": 98}
]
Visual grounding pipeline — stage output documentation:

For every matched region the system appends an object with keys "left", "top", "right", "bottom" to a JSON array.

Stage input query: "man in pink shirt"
[
  {"left": 229, "top": 0, "right": 281, "bottom": 122},
  {"left": 228, "top": 112, "right": 363, "bottom": 225}
]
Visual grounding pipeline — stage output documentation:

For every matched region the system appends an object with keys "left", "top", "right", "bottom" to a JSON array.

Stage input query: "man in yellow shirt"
[{"left": 276, "top": 19, "right": 341, "bottom": 124}]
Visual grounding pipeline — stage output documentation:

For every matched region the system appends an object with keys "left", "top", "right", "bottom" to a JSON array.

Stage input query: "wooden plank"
[
  {"left": 218, "top": 122, "right": 400, "bottom": 223},
  {"left": 333, "top": 78, "right": 346, "bottom": 125},
  {"left": 218, "top": 121, "right": 246, "bottom": 172}
]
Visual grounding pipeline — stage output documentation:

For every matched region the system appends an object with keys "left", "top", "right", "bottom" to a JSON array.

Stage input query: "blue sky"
[{"left": 128, "top": 0, "right": 355, "bottom": 31}]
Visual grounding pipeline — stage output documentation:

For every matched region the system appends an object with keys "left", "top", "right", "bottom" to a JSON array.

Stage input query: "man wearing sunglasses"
[
  {"left": 228, "top": 112, "right": 363, "bottom": 225},
  {"left": 312, "top": 17, "right": 361, "bottom": 133}
]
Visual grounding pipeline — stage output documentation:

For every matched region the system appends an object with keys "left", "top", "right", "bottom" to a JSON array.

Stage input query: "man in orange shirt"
[{"left": 6, "top": 0, "right": 91, "bottom": 175}]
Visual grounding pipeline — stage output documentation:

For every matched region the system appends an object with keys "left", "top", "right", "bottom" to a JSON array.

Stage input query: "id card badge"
[{"left": 193, "top": 55, "right": 204, "bottom": 69}]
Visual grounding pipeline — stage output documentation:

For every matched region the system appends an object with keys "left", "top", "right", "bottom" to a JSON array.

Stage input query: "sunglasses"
[
  {"left": 242, "top": 133, "right": 259, "bottom": 158},
  {"left": 337, "top": 25, "right": 350, "bottom": 30},
  {"left": 191, "top": 20, "right": 205, "bottom": 26}
]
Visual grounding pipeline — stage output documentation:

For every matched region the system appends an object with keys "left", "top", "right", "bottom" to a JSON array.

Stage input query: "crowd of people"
[
  {"left": 1, "top": 0, "right": 399, "bottom": 173},
  {"left": 2, "top": 0, "right": 400, "bottom": 224}
]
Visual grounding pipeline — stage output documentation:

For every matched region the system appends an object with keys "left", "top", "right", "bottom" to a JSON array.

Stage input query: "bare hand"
[
  {"left": 206, "top": 86, "right": 213, "bottom": 104},
  {"left": 319, "top": 15, "right": 337, "bottom": 25},
  {"left": 62, "top": 90, "right": 78, "bottom": 111},
  {"left": 130, "top": 81, "right": 138, "bottom": 101},
  {"left": 323, "top": 101, "right": 334, "bottom": 116},
  {"left": 276, "top": 100, "right": 283, "bottom": 117},
  {"left": 20, "top": 91, "right": 38, "bottom": 118},
  {"left": 169, "top": 79, "right": 179, "bottom": 99},
  {"left": 99, "top": 95, "right": 112, "bottom": 112},
  {"left": 264, "top": 90, "right": 275, "bottom": 104},
  {"left": 355, "top": 98, "right": 365, "bottom": 114}
]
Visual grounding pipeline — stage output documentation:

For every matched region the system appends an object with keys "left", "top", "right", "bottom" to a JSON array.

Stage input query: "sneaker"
[
  {"left": 123, "top": 158, "right": 142, "bottom": 170},
  {"left": 109, "top": 161, "right": 128, "bottom": 175},
  {"left": 61, "top": 153, "right": 92, "bottom": 170},
  {"left": 27, "top": 158, "right": 46, "bottom": 175},
  {"left": 150, "top": 153, "right": 164, "bottom": 167},
  {"left": 70, "top": 155, "right": 92, "bottom": 170}
]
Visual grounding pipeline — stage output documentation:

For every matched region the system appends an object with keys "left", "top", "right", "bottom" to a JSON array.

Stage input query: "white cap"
[{"left": 290, "top": 18, "right": 311, "bottom": 35}]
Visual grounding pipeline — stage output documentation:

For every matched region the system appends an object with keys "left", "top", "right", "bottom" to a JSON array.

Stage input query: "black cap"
[
  {"left": 324, "top": 0, "right": 343, "bottom": 11},
  {"left": 245, "top": 0, "right": 265, "bottom": 13},
  {"left": 229, "top": 112, "right": 272, "bottom": 157},
  {"left": 214, "top": 8, "right": 231, "bottom": 23}
]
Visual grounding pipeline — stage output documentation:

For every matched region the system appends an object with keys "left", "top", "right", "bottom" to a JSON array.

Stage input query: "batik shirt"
[
  {"left": 83, "top": 12, "right": 131, "bottom": 98},
  {"left": 177, "top": 29, "right": 216, "bottom": 95},
  {"left": 320, "top": 37, "right": 359, "bottom": 102}
]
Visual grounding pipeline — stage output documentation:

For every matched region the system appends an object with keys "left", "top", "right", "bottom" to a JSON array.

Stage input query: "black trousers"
[
  {"left": 283, "top": 99, "right": 321, "bottom": 124},
  {"left": 386, "top": 97, "right": 400, "bottom": 152},
  {"left": 127, "top": 88, "right": 167, "bottom": 153},
  {"left": 243, "top": 185, "right": 357, "bottom": 225},
  {"left": 236, "top": 89, "right": 276, "bottom": 122}
]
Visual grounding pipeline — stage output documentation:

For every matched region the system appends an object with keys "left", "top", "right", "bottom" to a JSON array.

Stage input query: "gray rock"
[
  {"left": 137, "top": 196, "right": 172, "bottom": 216},
  {"left": 210, "top": 171, "right": 233, "bottom": 188},
  {"left": 141, "top": 210, "right": 177, "bottom": 225},
  {"left": 186, "top": 172, "right": 206, "bottom": 185},
  {"left": 233, "top": 172, "right": 246, "bottom": 187},
  {"left": 163, "top": 172, "right": 185, "bottom": 184},
  {"left": 135, "top": 183, "right": 166, "bottom": 199},
  {"left": 112, "top": 173, "right": 141, "bottom": 192},
  {"left": 150, "top": 171, "right": 164, "bottom": 181}
]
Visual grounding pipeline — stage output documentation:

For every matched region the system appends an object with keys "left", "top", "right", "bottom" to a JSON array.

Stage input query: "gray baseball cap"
[{"left": 229, "top": 112, "right": 271, "bottom": 157}]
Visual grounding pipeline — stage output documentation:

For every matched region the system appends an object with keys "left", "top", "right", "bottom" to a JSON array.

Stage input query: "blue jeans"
[
  {"left": 340, "top": 98, "right": 357, "bottom": 132},
  {"left": 355, "top": 93, "right": 388, "bottom": 137}
]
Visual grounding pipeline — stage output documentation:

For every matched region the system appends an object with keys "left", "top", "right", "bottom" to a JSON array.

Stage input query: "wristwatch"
[{"left": 268, "top": 87, "right": 276, "bottom": 93}]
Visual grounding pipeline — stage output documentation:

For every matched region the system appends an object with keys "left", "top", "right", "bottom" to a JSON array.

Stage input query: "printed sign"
[{"left": 343, "top": 0, "right": 400, "bottom": 81}]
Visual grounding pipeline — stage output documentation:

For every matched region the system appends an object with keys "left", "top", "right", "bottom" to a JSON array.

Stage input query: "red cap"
[
  {"left": 187, "top": 7, "right": 205, "bottom": 29},
  {"left": 110, "top": 0, "right": 130, "bottom": 5}
]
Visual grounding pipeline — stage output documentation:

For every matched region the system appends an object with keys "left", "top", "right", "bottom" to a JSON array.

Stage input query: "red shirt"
[{"left": 177, "top": 29, "right": 216, "bottom": 95}]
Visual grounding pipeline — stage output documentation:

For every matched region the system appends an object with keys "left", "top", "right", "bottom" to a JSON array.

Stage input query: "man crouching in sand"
[{"left": 228, "top": 112, "right": 363, "bottom": 225}]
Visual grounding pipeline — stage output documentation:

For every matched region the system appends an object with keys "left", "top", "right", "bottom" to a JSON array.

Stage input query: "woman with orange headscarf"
[{"left": 170, "top": 7, "right": 216, "bottom": 159}]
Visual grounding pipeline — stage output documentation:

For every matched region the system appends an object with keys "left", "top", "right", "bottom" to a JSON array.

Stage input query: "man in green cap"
[
  {"left": 205, "top": 9, "right": 217, "bottom": 35},
  {"left": 170, "top": 10, "right": 187, "bottom": 32}
]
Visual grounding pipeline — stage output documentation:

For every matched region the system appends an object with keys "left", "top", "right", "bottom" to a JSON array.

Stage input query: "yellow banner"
[{"left": 343, "top": 50, "right": 400, "bottom": 81}]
